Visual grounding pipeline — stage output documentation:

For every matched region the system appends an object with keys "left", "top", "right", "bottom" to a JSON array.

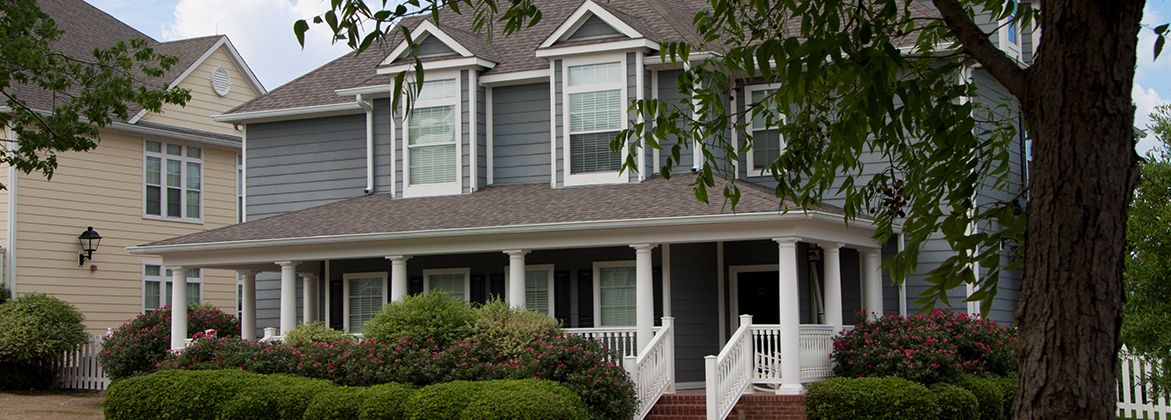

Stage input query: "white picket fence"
[
  {"left": 1119, "top": 347, "right": 1171, "bottom": 419},
  {"left": 57, "top": 333, "right": 109, "bottom": 391}
]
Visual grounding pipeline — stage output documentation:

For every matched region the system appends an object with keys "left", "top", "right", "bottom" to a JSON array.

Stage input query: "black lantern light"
[{"left": 78, "top": 227, "right": 102, "bottom": 266}]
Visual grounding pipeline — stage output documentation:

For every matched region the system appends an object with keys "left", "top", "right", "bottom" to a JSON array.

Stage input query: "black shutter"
[
  {"left": 577, "top": 269, "right": 593, "bottom": 328},
  {"left": 328, "top": 280, "right": 343, "bottom": 330},
  {"left": 554, "top": 270, "right": 571, "bottom": 326},
  {"left": 653, "top": 267, "right": 663, "bottom": 326},
  {"left": 409, "top": 276, "right": 424, "bottom": 296},
  {"left": 470, "top": 274, "right": 486, "bottom": 304},
  {"left": 489, "top": 273, "right": 505, "bottom": 301}
]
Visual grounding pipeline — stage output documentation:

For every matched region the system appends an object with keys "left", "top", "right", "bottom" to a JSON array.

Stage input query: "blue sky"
[{"left": 85, "top": 0, "right": 1170, "bottom": 153}]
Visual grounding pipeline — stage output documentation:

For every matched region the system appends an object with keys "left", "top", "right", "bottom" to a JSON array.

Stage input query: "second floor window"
[
  {"left": 749, "top": 88, "right": 784, "bottom": 171},
  {"left": 568, "top": 62, "right": 623, "bottom": 174},
  {"left": 145, "top": 141, "right": 202, "bottom": 221},
  {"left": 406, "top": 79, "right": 458, "bottom": 186}
]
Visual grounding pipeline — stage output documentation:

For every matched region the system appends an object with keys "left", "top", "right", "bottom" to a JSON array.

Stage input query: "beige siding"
[
  {"left": 12, "top": 130, "right": 239, "bottom": 334},
  {"left": 0, "top": 163, "right": 8, "bottom": 250},
  {"left": 139, "top": 47, "right": 260, "bottom": 136}
]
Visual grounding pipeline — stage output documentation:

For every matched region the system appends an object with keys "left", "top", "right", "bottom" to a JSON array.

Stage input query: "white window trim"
[
  {"left": 142, "top": 140, "right": 205, "bottom": 224},
  {"left": 743, "top": 84, "right": 787, "bottom": 173},
  {"left": 343, "top": 272, "right": 389, "bottom": 333},
  {"left": 727, "top": 264, "right": 779, "bottom": 321},
  {"left": 402, "top": 69, "right": 462, "bottom": 198},
  {"left": 423, "top": 267, "right": 472, "bottom": 301},
  {"left": 562, "top": 53, "right": 629, "bottom": 187},
  {"left": 998, "top": 4, "right": 1022, "bottom": 62},
  {"left": 505, "top": 264, "right": 555, "bottom": 314},
  {"left": 592, "top": 260, "right": 636, "bottom": 327},
  {"left": 142, "top": 261, "right": 204, "bottom": 313}
]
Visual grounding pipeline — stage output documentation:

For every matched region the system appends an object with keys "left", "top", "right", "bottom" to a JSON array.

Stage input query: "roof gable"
[
  {"left": 382, "top": 20, "right": 474, "bottom": 66},
  {"left": 539, "top": 0, "right": 645, "bottom": 48}
]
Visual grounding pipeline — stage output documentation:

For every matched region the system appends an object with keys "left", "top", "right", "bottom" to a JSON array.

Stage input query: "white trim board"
[
  {"left": 382, "top": 20, "right": 474, "bottom": 66},
  {"left": 539, "top": 1, "right": 644, "bottom": 49}
]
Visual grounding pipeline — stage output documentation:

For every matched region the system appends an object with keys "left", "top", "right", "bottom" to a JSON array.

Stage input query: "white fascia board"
[
  {"left": 336, "top": 84, "right": 392, "bottom": 99},
  {"left": 128, "top": 210, "right": 885, "bottom": 259},
  {"left": 106, "top": 122, "right": 241, "bottom": 149},
  {"left": 538, "top": 1, "right": 644, "bottom": 49},
  {"left": 376, "top": 57, "right": 496, "bottom": 75},
  {"left": 382, "top": 20, "right": 474, "bottom": 66},
  {"left": 534, "top": 39, "right": 659, "bottom": 58},
  {"left": 218, "top": 37, "right": 268, "bottom": 94},
  {"left": 479, "top": 69, "right": 550, "bottom": 87},
  {"left": 643, "top": 52, "right": 718, "bottom": 71},
  {"left": 212, "top": 102, "right": 364, "bottom": 123}
]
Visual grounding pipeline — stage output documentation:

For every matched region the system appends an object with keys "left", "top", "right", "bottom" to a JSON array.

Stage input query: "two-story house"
[
  {"left": 1, "top": 0, "right": 263, "bottom": 334},
  {"left": 130, "top": 0, "right": 1028, "bottom": 407}
]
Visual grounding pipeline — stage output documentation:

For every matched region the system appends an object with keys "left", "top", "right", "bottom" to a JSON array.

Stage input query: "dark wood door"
[{"left": 737, "top": 271, "right": 779, "bottom": 324}]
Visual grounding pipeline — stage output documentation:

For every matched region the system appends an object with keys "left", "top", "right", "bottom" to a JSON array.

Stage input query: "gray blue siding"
[{"left": 491, "top": 83, "right": 551, "bottom": 185}]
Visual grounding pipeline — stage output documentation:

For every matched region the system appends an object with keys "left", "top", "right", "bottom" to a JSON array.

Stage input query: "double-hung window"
[
  {"left": 565, "top": 59, "right": 627, "bottom": 186},
  {"left": 143, "top": 264, "right": 201, "bottom": 312},
  {"left": 145, "top": 141, "right": 202, "bottom": 221},
  {"left": 424, "top": 268, "right": 471, "bottom": 301},
  {"left": 404, "top": 77, "right": 460, "bottom": 197},
  {"left": 746, "top": 87, "right": 785, "bottom": 172},
  {"left": 505, "top": 264, "right": 555, "bottom": 315},
  {"left": 344, "top": 272, "right": 388, "bottom": 333},
  {"left": 593, "top": 261, "right": 636, "bottom": 326}
]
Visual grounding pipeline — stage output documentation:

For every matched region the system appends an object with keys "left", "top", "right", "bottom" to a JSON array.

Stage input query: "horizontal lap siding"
[
  {"left": 138, "top": 47, "right": 259, "bottom": 136},
  {"left": 670, "top": 242, "right": 719, "bottom": 383},
  {"left": 491, "top": 83, "right": 551, "bottom": 185}
]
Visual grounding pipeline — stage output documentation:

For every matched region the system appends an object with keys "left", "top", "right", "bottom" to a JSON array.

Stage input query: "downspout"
[
  {"left": 898, "top": 233, "right": 907, "bottom": 317},
  {"left": 357, "top": 94, "right": 374, "bottom": 194},
  {"left": 6, "top": 127, "right": 17, "bottom": 294}
]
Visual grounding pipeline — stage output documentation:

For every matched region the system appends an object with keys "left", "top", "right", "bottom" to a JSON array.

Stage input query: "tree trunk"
[{"left": 1015, "top": 0, "right": 1143, "bottom": 418}]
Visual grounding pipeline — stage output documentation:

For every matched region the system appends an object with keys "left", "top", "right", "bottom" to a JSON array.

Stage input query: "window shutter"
[
  {"left": 554, "top": 271, "right": 571, "bottom": 326},
  {"left": 470, "top": 274, "right": 486, "bottom": 304},
  {"left": 329, "top": 280, "right": 343, "bottom": 330},
  {"left": 409, "top": 276, "right": 424, "bottom": 296},
  {"left": 654, "top": 267, "right": 663, "bottom": 326},
  {"left": 577, "top": 269, "right": 593, "bottom": 328},
  {"left": 489, "top": 273, "right": 505, "bottom": 301}
]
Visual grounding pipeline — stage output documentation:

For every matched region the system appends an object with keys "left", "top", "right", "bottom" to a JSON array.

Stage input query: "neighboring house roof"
[
  {"left": 140, "top": 173, "right": 854, "bottom": 247},
  {"left": 6, "top": 0, "right": 262, "bottom": 143}
]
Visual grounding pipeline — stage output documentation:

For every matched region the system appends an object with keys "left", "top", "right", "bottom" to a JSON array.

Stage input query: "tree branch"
[{"left": 932, "top": 0, "right": 1028, "bottom": 98}]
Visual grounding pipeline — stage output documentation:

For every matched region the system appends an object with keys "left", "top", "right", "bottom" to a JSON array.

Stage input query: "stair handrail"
[
  {"left": 624, "top": 317, "right": 675, "bottom": 420},
  {"left": 705, "top": 315, "right": 754, "bottom": 420}
]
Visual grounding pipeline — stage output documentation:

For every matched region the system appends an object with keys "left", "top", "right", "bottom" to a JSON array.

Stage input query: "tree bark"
[{"left": 1014, "top": 0, "right": 1142, "bottom": 418}]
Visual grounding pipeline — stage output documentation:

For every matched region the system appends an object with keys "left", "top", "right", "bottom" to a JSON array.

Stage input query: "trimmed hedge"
[
  {"left": 359, "top": 383, "right": 418, "bottom": 420},
  {"left": 957, "top": 375, "right": 1005, "bottom": 420},
  {"left": 461, "top": 379, "right": 590, "bottom": 420},
  {"left": 990, "top": 374, "right": 1018, "bottom": 420},
  {"left": 218, "top": 374, "right": 337, "bottom": 420},
  {"left": 285, "top": 321, "right": 349, "bottom": 345},
  {"left": 365, "top": 291, "right": 474, "bottom": 348},
  {"left": 406, "top": 380, "right": 487, "bottom": 420},
  {"left": 304, "top": 387, "right": 377, "bottom": 420},
  {"left": 931, "top": 383, "right": 979, "bottom": 420},
  {"left": 806, "top": 376, "right": 941, "bottom": 420},
  {"left": 0, "top": 293, "right": 88, "bottom": 390}
]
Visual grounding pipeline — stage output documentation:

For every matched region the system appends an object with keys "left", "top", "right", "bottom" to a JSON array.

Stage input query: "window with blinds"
[
  {"left": 406, "top": 79, "right": 458, "bottom": 186},
  {"left": 567, "top": 62, "right": 623, "bottom": 175},
  {"left": 143, "top": 264, "right": 201, "bottom": 312},
  {"left": 525, "top": 270, "right": 551, "bottom": 315},
  {"left": 348, "top": 277, "right": 383, "bottom": 333},
  {"left": 750, "top": 89, "right": 785, "bottom": 170},
  {"left": 145, "top": 141, "right": 202, "bottom": 220},
  {"left": 428, "top": 273, "right": 467, "bottom": 301},
  {"left": 599, "top": 266, "right": 637, "bottom": 326}
]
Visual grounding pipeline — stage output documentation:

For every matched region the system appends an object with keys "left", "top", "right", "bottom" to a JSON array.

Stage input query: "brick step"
[{"left": 646, "top": 393, "right": 807, "bottom": 420}]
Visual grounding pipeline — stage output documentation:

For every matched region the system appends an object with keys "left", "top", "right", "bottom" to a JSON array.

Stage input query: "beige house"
[{"left": 0, "top": 0, "right": 264, "bottom": 334}]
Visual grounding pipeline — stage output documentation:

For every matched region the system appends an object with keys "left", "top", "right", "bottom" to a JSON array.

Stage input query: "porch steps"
[{"left": 646, "top": 394, "right": 808, "bottom": 420}]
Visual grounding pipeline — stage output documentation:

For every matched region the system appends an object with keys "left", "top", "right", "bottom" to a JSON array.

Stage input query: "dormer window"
[
  {"left": 563, "top": 57, "right": 628, "bottom": 186},
  {"left": 403, "top": 75, "right": 461, "bottom": 197}
]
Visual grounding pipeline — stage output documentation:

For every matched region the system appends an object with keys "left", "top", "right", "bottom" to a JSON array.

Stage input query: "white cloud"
[
  {"left": 161, "top": 0, "right": 361, "bottom": 90},
  {"left": 1134, "top": 82, "right": 1167, "bottom": 154},
  {"left": 1137, "top": 4, "right": 1170, "bottom": 82}
]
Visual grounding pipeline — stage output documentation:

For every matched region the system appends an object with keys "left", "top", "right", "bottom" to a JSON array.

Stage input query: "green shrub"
[
  {"left": 470, "top": 299, "right": 562, "bottom": 358},
  {"left": 304, "top": 387, "right": 376, "bottom": 420},
  {"left": 990, "top": 373, "right": 1017, "bottom": 420},
  {"left": 365, "top": 291, "right": 474, "bottom": 347},
  {"left": 806, "top": 376, "right": 941, "bottom": 420},
  {"left": 218, "top": 374, "right": 336, "bottom": 420},
  {"left": 359, "top": 382, "right": 418, "bottom": 420},
  {"left": 286, "top": 321, "right": 349, "bottom": 345},
  {"left": 105, "top": 369, "right": 257, "bottom": 420},
  {"left": 405, "top": 380, "right": 487, "bottom": 420},
  {"left": 0, "top": 284, "right": 10, "bottom": 304},
  {"left": 0, "top": 293, "right": 87, "bottom": 390},
  {"left": 461, "top": 379, "right": 589, "bottom": 420},
  {"left": 100, "top": 303, "right": 240, "bottom": 380},
  {"left": 511, "top": 335, "right": 637, "bottom": 420},
  {"left": 931, "top": 383, "right": 979, "bottom": 420},
  {"left": 957, "top": 375, "right": 1005, "bottom": 420}
]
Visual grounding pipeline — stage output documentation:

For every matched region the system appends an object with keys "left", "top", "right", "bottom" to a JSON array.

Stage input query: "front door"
[{"left": 737, "top": 271, "right": 779, "bottom": 324}]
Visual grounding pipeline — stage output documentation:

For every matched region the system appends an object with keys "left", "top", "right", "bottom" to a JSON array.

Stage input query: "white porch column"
[
  {"left": 823, "top": 244, "right": 844, "bottom": 334},
  {"left": 169, "top": 266, "right": 187, "bottom": 350},
  {"left": 239, "top": 271, "right": 258, "bottom": 340},
  {"left": 632, "top": 244, "right": 656, "bottom": 353},
  {"left": 774, "top": 238, "right": 804, "bottom": 395},
  {"left": 277, "top": 261, "right": 300, "bottom": 334},
  {"left": 862, "top": 248, "right": 883, "bottom": 320},
  {"left": 386, "top": 256, "right": 410, "bottom": 301},
  {"left": 504, "top": 250, "right": 529, "bottom": 308},
  {"left": 301, "top": 272, "right": 318, "bottom": 324}
]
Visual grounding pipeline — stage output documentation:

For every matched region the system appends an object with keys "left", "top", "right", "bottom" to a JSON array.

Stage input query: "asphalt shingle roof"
[{"left": 143, "top": 173, "right": 850, "bottom": 247}]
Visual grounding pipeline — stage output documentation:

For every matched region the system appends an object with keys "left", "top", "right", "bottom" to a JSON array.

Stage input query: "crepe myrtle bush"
[
  {"left": 832, "top": 309, "right": 1017, "bottom": 385},
  {"left": 99, "top": 302, "right": 239, "bottom": 380}
]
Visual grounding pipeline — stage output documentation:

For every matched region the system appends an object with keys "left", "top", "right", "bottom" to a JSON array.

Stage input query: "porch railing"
[
  {"left": 1119, "top": 345, "right": 1171, "bottom": 419},
  {"left": 624, "top": 317, "right": 675, "bottom": 420},
  {"left": 565, "top": 326, "right": 661, "bottom": 362},
  {"left": 705, "top": 315, "right": 755, "bottom": 420},
  {"left": 57, "top": 333, "right": 109, "bottom": 391}
]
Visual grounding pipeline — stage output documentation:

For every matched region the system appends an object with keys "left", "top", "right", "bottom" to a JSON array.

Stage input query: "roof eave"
[{"left": 212, "top": 102, "right": 365, "bottom": 124}]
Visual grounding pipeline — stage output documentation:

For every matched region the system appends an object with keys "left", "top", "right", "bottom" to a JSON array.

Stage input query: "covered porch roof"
[{"left": 128, "top": 174, "right": 885, "bottom": 271}]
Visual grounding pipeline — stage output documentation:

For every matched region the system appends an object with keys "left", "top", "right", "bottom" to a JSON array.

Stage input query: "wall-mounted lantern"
[{"left": 78, "top": 227, "right": 102, "bottom": 266}]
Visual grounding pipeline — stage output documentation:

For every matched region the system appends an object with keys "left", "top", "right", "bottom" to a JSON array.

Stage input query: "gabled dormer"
[
  {"left": 378, "top": 20, "right": 498, "bottom": 74},
  {"left": 536, "top": 0, "right": 659, "bottom": 57}
]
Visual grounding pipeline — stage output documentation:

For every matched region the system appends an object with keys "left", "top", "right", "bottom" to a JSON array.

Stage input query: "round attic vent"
[{"left": 211, "top": 67, "right": 232, "bottom": 96}]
